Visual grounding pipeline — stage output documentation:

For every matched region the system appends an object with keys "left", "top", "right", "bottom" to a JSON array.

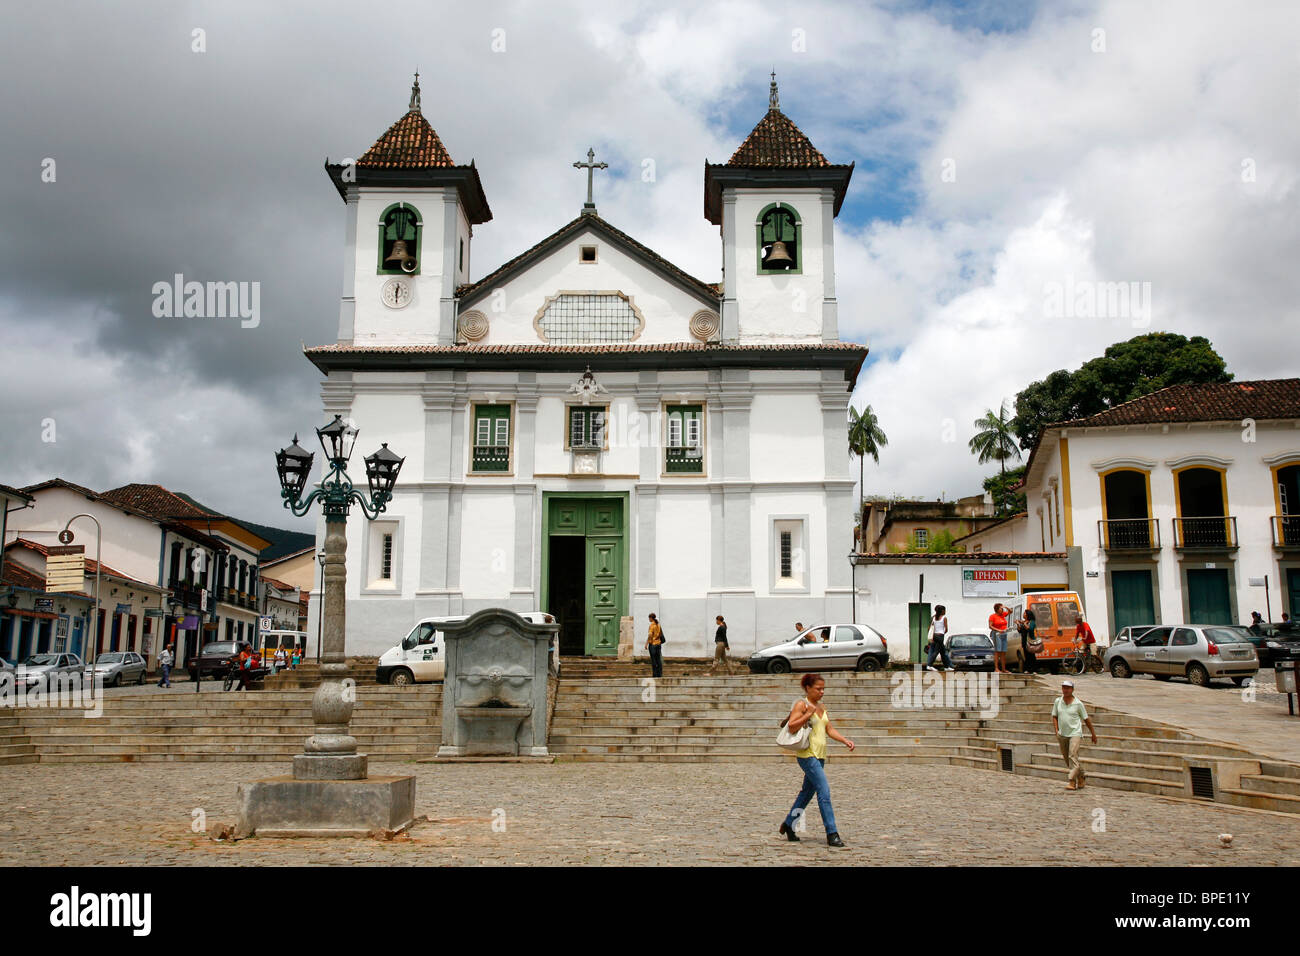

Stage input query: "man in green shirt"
[{"left": 1051, "top": 679, "right": 1097, "bottom": 790}]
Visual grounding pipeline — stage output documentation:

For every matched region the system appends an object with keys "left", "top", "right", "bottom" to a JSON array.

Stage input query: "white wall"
[
  {"left": 351, "top": 187, "right": 455, "bottom": 343},
  {"left": 729, "top": 188, "right": 829, "bottom": 342},
  {"left": 5, "top": 488, "right": 163, "bottom": 584},
  {"left": 854, "top": 559, "right": 1069, "bottom": 661},
  {"left": 464, "top": 226, "right": 711, "bottom": 345}
]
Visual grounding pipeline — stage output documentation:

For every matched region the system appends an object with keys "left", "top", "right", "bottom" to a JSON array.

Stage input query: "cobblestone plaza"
[{"left": 2, "top": 760, "right": 1297, "bottom": 867}]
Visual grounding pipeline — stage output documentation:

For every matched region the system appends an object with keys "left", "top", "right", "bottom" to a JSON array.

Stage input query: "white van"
[{"left": 376, "top": 611, "right": 555, "bottom": 685}]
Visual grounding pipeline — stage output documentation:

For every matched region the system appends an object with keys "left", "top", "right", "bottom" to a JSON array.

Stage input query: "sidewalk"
[{"left": 1046, "top": 669, "right": 1300, "bottom": 764}]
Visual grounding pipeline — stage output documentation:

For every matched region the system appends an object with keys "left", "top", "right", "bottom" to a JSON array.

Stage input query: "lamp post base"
[
  {"left": 233, "top": 774, "right": 415, "bottom": 839},
  {"left": 293, "top": 753, "right": 368, "bottom": 780}
]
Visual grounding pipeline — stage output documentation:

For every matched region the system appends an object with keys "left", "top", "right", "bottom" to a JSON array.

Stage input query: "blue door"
[
  {"left": 17, "top": 618, "right": 33, "bottom": 661},
  {"left": 0, "top": 615, "right": 12, "bottom": 660},
  {"left": 70, "top": 617, "right": 84, "bottom": 658}
]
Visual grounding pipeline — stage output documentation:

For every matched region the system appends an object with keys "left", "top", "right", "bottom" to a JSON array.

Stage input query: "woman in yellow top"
[
  {"left": 779, "top": 673, "right": 854, "bottom": 847},
  {"left": 644, "top": 613, "right": 664, "bottom": 678}
]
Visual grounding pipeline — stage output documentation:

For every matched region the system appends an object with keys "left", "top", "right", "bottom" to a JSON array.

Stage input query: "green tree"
[
  {"left": 983, "top": 465, "right": 1027, "bottom": 516},
  {"left": 848, "top": 404, "right": 888, "bottom": 515},
  {"left": 1011, "top": 332, "right": 1232, "bottom": 449},
  {"left": 969, "top": 401, "right": 1022, "bottom": 515}
]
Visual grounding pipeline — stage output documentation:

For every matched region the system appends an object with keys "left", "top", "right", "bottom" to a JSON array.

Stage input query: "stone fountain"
[{"left": 435, "top": 608, "right": 556, "bottom": 757}]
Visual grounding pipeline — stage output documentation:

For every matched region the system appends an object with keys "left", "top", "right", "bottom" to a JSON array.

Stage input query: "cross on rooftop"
[{"left": 573, "top": 147, "right": 608, "bottom": 217}]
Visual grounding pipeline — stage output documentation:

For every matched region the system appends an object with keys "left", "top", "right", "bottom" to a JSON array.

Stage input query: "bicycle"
[{"left": 1059, "top": 641, "right": 1104, "bottom": 676}]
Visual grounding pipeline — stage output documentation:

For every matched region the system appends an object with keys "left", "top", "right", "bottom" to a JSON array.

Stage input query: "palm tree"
[
  {"left": 848, "top": 405, "right": 888, "bottom": 524},
  {"left": 969, "top": 401, "right": 1022, "bottom": 514}
]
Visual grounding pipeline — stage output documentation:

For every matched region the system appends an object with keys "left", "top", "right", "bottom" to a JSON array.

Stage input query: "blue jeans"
[
  {"left": 926, "top": 637, "right": 952, "bottom": 668},
  {"left": 159, "top": 664, "right": 171, "bottom": 687},
  {"left": 784, "top": 756, "right": 838, "bottom": 836}
]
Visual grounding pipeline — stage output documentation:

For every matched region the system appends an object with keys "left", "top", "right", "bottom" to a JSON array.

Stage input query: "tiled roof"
[
  {"left": 100, "top": 484, "right": 217, "bottom": 520},
  {"left": 455, "top": 214, "right": 719, "bottom": 306},
  {"left": 727, "top": 108, "right": 831, "bottom": 168},
  {"left": 305, "top": 342, "right": 869, "bottom": 356},
  {"left": 357, "top": 108, "right": 455, "bottom": 169},
  {"left": 0, "top": 482, "right": 32, "bottom": 503},
  {"left": 1058, "top": 379, "right": 1300, "bottom": 428},
  {"left": 6, "top": 538, "right": 160, "bottom": 590}
]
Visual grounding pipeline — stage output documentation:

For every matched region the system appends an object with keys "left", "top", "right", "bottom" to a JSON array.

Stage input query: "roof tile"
[
  {"left": 357, "top": 109, "right": 455, "bottom": 169},
  {"left": 1060, "top": 379, "right": 1300, "bottom": 428},
  {"left": 727, "top": 108, "right": 830, "bottom": 168}
]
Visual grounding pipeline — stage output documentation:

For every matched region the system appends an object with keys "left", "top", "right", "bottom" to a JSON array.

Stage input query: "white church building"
[{"left": 305, "top": 76, "right": 868, "bottom": 658}]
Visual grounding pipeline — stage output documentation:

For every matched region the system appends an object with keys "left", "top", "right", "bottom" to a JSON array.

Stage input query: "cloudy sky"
[{"left": 1, "top": 0, "right": 1296, "bottom": 530}]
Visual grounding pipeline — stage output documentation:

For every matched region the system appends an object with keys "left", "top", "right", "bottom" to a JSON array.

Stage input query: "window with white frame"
[
  {"left": 913, "top": 528, "right": 929, "bottom": 549},
  {"left": 367, "top": 521, "right": 399, "bottom": 590},
  {"left": 773, "top": 518, "right": 807, "bottom": 591}
]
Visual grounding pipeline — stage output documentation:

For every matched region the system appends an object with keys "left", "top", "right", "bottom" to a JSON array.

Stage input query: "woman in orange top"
[
  {"left": 644, "top": 613, "right": 664, "bottom": 678},
  {"left": 988, "top": 603, "right": 1011, "bottom": 674}
]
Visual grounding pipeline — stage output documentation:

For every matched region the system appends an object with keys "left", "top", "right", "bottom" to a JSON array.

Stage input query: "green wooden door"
[
  {"left": 1111, "top": 569, "right": 1156, "bottom": 633},
  {"left": 544, "top": 495, "right": 626, "bottom": 656},
  {"left": 908, "top": 603, "right": 931, "bottom": 663},
  {"left": 1187, "top": 569, "right": 1232, "bottom": 625}
]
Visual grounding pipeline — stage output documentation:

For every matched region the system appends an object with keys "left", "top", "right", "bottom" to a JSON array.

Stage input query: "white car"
[
  {"left": 747, "top": 623, "right": 889, "bottom": 674},
  {"left": 376, "top": 611, "right": 555, "bottom": 685}
]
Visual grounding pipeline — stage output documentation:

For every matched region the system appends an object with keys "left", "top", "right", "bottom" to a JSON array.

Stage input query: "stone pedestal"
[
  {"left": 616, "top": 615, "right": 635, "bottom": 660},
  {"left": 234, "top": 775, "right": 416, "bottom": 838}
]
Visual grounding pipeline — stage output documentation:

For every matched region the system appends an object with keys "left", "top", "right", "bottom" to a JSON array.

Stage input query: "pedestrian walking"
[
  {"left": 1051, "top": 678, "right": 1096, "bottom": 790},
  {"left": 291, "top": 647, "right": 300, "bottom": 669},
  {"left": 274, "top": 647, "right": 287, "bottom": 673},
  {"left": 644, "top": 613, "right": 664, "bottom": 678},
  {"left": 778, "top": 673, "right": 854, "bottom": 847},
  {"left": 157, "top": 644, "right": 173, "bottom": 688},
  {"left": 988, "top": 603, "right": 1010, "bottom": 673},
  {"left": 712, "top": 615, "right": 731, "bottom": 675},
  {"left": 924, "top": 605, "right": 952, "bottom": 671}
]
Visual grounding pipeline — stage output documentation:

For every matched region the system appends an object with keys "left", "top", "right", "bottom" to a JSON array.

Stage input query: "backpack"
[{"left": 658, "top": 626, "right": 666, "bottom": 644}]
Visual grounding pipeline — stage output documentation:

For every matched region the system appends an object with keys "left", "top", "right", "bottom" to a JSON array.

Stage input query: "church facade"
[{"left": 305, "top": 76, "right": 868, "bottom": 658}]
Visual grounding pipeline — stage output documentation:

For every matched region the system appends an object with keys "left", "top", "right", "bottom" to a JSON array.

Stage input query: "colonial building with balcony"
[{"left": 1013, "top": 378, "right": 1300, "bottom": 638}]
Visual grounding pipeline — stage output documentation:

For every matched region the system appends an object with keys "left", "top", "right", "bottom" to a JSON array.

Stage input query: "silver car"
[
  {"left": 12, "top": 652, "right": 85, "bottom": 689},
  {"left": 747, "top": 623, "right": 889, "bottom": 674},
  {"left": 86, "top": 651, "right": 148, "bottom": 687},
  {"left": 1105, "top": 624, "right": 1258, "bottom": 687}
]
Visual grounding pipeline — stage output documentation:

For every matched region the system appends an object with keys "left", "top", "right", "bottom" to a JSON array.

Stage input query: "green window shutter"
[
  {"left": 472, "top": 404, "right": 511, "bottom": 472},
  {"left": 569, "top": 407, "right": 607, "bottom": 449},
  {"left": 665, "top": 405, "right": 703, "bottom": 473}
]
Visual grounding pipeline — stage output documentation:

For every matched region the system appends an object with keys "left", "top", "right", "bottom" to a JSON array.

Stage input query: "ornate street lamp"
[{"left": 275, "top": 417, "right": 404, "bottom": 781}]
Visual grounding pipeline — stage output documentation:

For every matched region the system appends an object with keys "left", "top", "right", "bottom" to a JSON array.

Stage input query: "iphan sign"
[{"left": 961, "top": 566, "right": 1019, "bottom": 599}]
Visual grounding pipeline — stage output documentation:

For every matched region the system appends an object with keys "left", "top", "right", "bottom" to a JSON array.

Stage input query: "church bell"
[
  {"left": 385, "top": 240, "right": 418, "bottom": 273},
  {"left": 765, "top": 240, "right": 794, "bottom": 269}
]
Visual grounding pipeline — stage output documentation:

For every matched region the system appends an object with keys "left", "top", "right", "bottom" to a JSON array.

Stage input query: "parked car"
[
  {"left": 1105, "top": 624, "right": 1258, "bottom": 686},
  {"left": 13, "top": 652, "right": 85, "bottom": 689},
  {"left": 1254, "top": 622, "right": 1300, "bottom": 665},
  {"left": 747, "top": 623, "right": 888, "bottom": 674},
  {"left": 377, "top": 612, "right": 555, "bottom": 685},
  {"left": 85, "top": 651, "right": 148, "bottom": 687},
  {"left": 0, "top": 657, "right": 13, "bottom": 677},
  {"left": 186, "top": 641, "right": 252, "bottom": 680},
  {"left": 945, "top": 632, "right": 995, "bottom": 671},
  {"left": 1112, "top": 624, "right": 1159, "bottom": 646}
]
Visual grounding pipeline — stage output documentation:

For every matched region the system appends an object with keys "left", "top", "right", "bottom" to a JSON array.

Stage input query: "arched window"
[
  {"left": 756, "top": 203, "right": 800, "bottom": 273},
  {"left": 377, "top": 202, "right": 422, "bottom": 275}
]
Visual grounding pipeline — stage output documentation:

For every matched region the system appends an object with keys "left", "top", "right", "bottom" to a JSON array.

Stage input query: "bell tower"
[
  {"left": 326, "top": 74, "right": 492, "bottom": 345},
  {"left": 703, "top": 74, "right": 853, "bottom": 344}
]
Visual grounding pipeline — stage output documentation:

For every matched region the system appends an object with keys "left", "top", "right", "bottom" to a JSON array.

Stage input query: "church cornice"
[{"left": 305, "top": 341, "right": 868, "bottom": 390}]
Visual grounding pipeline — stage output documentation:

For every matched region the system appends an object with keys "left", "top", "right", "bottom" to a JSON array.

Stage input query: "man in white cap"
[{"left": 1051, "top": 679, "right": 1097, "bottom": 790}]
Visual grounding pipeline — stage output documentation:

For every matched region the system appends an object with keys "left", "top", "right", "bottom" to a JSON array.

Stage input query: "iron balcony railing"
[
  {"left": 665, "top": 445, "right": 704, "bottom": 474},
  {"left": 471, "top": 444, "right": 510, "bottom": 473},
  {"left": 1172, "top": 516, "right": 1237, "bottom": 549},
  {"left": 1097, "top": 518, "right": 1159, "bottom": 551},
  {"left": 1272, "top": 515, "right": 1300, "bottom": 548}
]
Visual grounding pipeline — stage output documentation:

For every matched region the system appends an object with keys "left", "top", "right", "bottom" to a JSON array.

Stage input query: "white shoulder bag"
[{"left": 776, "top": 698, "right": 813, "bottom": 753}]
